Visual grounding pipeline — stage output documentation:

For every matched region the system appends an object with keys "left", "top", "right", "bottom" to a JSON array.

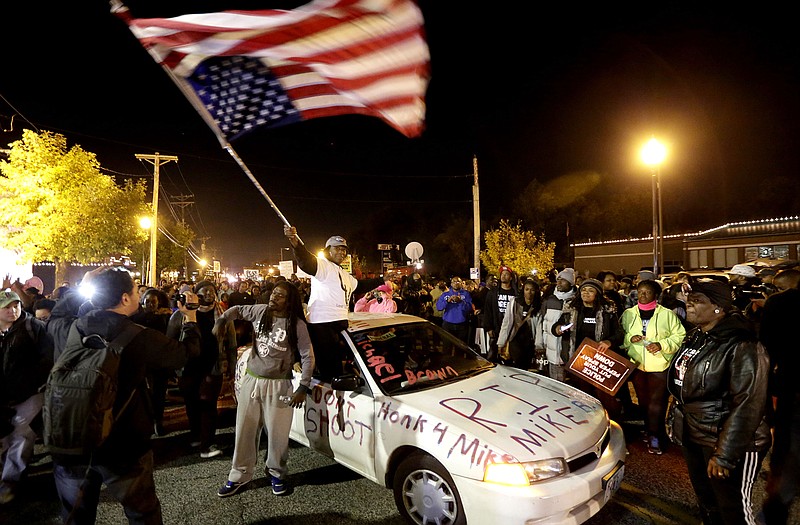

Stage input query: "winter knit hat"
[
  {"left": 638, "top": 270, "right": 657, "bottom": 281},
  {"left": 579, "top": 278, "right": 604, "bottom": 296},
  {"left": 193, "top": 280, "right": 216, "bottom": 294},
  {"left": 689, "top": 279, "right": 734, "bottom": 312},
  {"left": 557, "top": 268, "right": 576, "bottom": 286}
]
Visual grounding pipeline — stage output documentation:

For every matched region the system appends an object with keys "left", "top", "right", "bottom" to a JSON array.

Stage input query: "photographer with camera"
[
  {"left": 167, "top": 281, "right": 237, "bottom": 459},
  {"left": 354, "top": 284, "right": 397, "bottom": 313},
  {"left": 728, "top": 264, "right": 776, "bottom": 329},
  {"left": 728, "top": 264, "right": 763, "bottom": 310}
]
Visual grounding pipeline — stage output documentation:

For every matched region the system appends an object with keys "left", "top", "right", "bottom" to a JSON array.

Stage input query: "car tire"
[{"left": 393, "top": 452, "right": 466, "bottom": 525}]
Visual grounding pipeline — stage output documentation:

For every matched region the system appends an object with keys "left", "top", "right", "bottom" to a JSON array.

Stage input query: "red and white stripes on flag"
[{"left": 121, "top": 0, "right": 430, "bottom": 138}]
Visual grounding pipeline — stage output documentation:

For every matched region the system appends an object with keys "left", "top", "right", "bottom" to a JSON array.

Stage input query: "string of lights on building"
[{"left": 571, "top": 216, "right": 800, "bottom": 247}]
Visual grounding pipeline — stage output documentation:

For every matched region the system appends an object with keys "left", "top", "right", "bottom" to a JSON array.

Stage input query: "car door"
[{"left": 290, "top": 333, "right": 378, "bottom": 481}]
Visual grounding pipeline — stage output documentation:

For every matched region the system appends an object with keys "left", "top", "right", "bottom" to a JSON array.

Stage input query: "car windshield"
[{"left": 349, "top": 321, "right": 493, "bottom": 395}]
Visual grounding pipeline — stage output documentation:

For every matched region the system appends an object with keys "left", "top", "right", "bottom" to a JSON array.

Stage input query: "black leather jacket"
[{"left": 667, "top": 314, "right": 771, "bottom": 470}]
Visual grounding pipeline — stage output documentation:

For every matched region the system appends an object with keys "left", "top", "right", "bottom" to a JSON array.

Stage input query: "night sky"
[{"left": 2, "top": 2, "right": 798, "bottom": 273}]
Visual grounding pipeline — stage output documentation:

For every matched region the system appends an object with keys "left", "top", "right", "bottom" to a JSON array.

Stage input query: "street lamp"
[
  {"left": 138, "top": 217, "right": 152, "bottom": 285},
  {"left": 641, "top": 137, "right": 667, "bottom": 275},
  {"left": 280, "top": 247, "right": 290, "bottom": 262}
]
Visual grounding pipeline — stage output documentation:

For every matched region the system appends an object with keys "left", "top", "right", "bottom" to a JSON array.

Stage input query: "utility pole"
[
  {"left": 170, "top": 194, "right": 195, "bottom": 279},
  {"left": 472, "top": 155, "right": 481, "bottom": 275},
  {"left": 135, "top": 152, "right": 178, "bottom": 286}
]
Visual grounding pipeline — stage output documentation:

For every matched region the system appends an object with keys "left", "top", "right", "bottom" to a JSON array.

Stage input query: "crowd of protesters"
[{"left": 2, "top": 255, "right": 800, "bottom": 525}]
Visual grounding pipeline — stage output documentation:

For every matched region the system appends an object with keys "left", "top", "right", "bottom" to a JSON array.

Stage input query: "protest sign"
[{"left": 567, "top": 338, "right": 635, "bottom": 396}]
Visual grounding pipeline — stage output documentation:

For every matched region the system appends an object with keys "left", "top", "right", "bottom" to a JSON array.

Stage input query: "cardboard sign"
[
  {"left": 278, "top": 260, "right": 295, "bottom": 278},
  {"left": 567, "top": 338, "right": 635, "bottom": 396}
]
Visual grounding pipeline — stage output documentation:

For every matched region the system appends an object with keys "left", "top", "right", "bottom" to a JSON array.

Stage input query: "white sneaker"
[
  {"left": 200, "top": 445, "right": 223, "bottom": 458},
  {"left": 0, "top": 483, "right": 16, "bottom": 504}
]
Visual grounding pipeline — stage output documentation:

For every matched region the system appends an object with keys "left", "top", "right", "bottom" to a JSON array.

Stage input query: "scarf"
[
  {"left": 638, "top": 300, "right": 658, "bottom": 311},
  {"left": 555, "top": 288, "right": 576, "bottom": 302}
]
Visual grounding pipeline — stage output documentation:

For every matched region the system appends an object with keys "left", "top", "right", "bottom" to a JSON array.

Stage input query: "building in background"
[{"left": 573, "top": 216, "right": 799, "bottom": 278}]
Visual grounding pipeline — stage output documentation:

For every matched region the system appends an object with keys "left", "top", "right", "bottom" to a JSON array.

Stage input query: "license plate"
[{"left": 602, "top": 461, "right": 624, "bottom": 503}]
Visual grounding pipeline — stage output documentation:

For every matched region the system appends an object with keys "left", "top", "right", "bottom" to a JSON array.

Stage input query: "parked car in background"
[
  {"left": 280, "top": 312, "right": 627, "bottom": 525},
  {"left": 659, "top": 270, "right": 730, "bottom": 285}
]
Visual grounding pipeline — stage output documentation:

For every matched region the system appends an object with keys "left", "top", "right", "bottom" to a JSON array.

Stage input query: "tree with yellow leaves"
[
  {"left": 0, "top": 130, "right": 149, "bottom": 283},
  {"left": 480, "top": 220, "right": 555, "bottom": 279}
]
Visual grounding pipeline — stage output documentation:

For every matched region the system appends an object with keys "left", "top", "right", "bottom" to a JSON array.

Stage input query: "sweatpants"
[
  {"left": 228, "top": 373, "right": 294, "bottom": 482},
  {"left": 682, "top": 441, "right": 765, "bottom": 525}
]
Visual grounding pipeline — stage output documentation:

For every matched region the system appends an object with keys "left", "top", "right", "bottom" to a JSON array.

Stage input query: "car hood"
[{"left": 392, "top": 365, "right": 609, "bottom": 465}]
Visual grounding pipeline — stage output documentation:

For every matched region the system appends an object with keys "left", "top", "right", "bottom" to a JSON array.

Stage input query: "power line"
[{"left": 0, "top": 93, "right": 39, "bottom": 132}]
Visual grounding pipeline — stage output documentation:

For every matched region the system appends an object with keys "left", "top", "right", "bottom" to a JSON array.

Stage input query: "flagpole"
[{"left": 158, "top": 63, "right": 302, "bottom": 242}]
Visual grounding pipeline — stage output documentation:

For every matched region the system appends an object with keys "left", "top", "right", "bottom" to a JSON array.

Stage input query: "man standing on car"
[{"left": 284, "top": 225, "right": 384, "bottom": 380}]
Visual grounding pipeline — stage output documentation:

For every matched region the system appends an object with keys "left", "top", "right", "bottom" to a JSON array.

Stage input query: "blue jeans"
[
  {"left": 1, "top": 393, "right": 43, "bottom": 484},
  {"left": 442, "top": 321, "right": 469, "bottom": 344},
  {"left": 53, "top": 450, "right": 162, "bottom": 525}
]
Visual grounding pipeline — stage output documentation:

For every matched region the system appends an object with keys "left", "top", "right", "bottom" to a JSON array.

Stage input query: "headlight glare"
[
  {"left": 483, "top": 463, "right": 529, "bottom": 486},
  {"left": 484, "top": 458, "right": 567, "bottom": 486}
]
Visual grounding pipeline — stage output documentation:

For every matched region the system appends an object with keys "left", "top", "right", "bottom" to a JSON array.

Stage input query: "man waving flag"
[{"left": 115, "top": 0, "right": 430, "bottom": 140}]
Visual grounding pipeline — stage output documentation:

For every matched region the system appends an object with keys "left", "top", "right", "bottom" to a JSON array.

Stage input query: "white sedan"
[{"left": 287, "top": 313, "right": 627, "bottom": 525}]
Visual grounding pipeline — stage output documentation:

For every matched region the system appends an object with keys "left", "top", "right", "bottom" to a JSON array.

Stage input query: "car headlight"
[{"left": 483, "top": 458, "right": 567, "bottom": 486}]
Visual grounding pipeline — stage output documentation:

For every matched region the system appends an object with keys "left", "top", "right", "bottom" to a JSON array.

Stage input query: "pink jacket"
[{"left": 354, "top": 295, "right": 397, "bottom": 313}]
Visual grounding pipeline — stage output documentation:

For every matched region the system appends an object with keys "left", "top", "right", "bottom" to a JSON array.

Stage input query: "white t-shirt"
[{"left": 308, "top": 256, "right": 358, "bottom": 323}]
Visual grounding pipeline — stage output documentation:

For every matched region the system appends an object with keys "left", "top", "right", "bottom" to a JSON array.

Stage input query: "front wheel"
[{"left": 392, "top": 452, "right": 466, "bottom": 525}]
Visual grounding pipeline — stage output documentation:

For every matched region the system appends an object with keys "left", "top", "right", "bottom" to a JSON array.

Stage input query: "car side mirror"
[{"left": 331, "top": 373, "right": 363, "bottom": 391}]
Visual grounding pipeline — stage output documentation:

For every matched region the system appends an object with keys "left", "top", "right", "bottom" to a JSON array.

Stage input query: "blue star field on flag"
[{"left": 186, "top": 56, "right": 302, "bottom": 140}]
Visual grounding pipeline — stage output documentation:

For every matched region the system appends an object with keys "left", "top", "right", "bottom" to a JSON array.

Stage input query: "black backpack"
[{"left": 43, "top": 322, "right": 143, "bottom": 456}]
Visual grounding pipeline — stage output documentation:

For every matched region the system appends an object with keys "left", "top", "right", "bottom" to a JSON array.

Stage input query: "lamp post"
[
  {"left": 280, "top": 247, "right": 290, "bottom": 262},
  {"left": 198, "top": 259, "right": 208, "bottom": 280},
  {"left": 641, "top": 137, "right": 667, "bottom": 275},
  {"left": 138, "top": 216, "right": 152, "bottom": 285}
]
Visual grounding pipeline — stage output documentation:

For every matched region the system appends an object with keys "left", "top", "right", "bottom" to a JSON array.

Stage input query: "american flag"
[{"left": 118, "top": 0, "right": 430, "bottom": 139}]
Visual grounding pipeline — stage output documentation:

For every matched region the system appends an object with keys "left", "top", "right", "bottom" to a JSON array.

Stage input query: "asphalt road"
[{"left": 6, "top": 406, "right": 800, "bottom": 525}]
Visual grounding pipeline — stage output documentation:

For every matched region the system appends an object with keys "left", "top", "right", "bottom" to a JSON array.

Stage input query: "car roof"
[
  {"left": 346, "top": 311, "right": 426, "bottom": 332},
  {"left": 659, "top": 270, "right": 730, "bottom": 284}
]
